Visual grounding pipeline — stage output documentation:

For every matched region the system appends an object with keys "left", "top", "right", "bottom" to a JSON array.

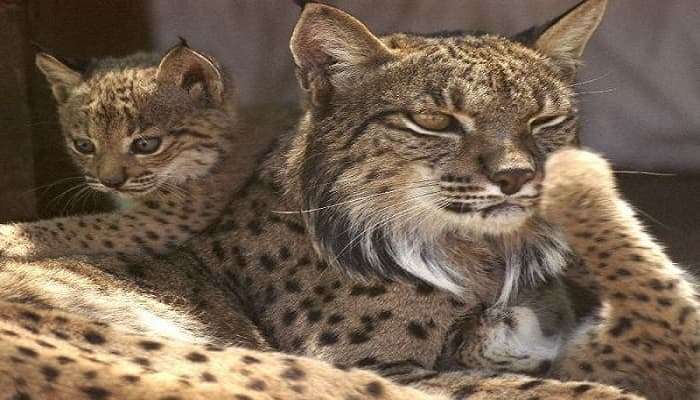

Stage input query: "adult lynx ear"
[
  {"left": 534, "top": 0, "right": 608, "bottom": 77},
  {"left": 35, "top": 53, "right": 83, "bottom": 104},
  {"left": 156, "top": 43, "right": 224, "bottom": 106},
  {"left": 290, "top": 3, "right": 394, "bottom": 106}
]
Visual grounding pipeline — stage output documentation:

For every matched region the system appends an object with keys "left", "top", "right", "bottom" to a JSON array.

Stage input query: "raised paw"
[{"left": 538, "top": 148, "right": 618, "bottom": 225}]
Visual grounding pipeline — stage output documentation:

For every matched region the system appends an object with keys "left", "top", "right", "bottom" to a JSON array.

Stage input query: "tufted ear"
[
  {"left": 36, "top": 53, "right": 83, "bottom": 104},
  {"left": 534, "top": 0, "right": 608, "bottom": 77},
  {"left": 156, "top": 43, "right": 224, "bottom": 106},
  {"left": 290, "top": 3, "right": 394, "bottom": 106}
]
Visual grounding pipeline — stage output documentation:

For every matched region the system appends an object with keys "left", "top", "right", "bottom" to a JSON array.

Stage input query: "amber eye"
[
  {"left": 73, "top": 138, "right": 95, "bottom": 154},
  {"left": 409, "top": 112, "right": 453, "bottom": 132},
  {"left": 131, "top": 137, "right": 162, "bottom": 155}
]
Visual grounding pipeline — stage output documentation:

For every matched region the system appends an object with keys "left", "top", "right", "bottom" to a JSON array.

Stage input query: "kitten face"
[{"left": 38, "top": 47, "right": 231, "bottom": 198}]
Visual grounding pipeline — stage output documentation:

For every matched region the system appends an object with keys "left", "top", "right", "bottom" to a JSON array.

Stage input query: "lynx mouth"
[
  {"left": 442, "top": 201, "right": 528, "bottom": 216},
  {"left": 480, "top": 202, "right": 526, "bottom": 217}
]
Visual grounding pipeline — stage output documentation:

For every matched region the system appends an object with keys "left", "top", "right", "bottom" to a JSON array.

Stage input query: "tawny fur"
[
  {"left": 0, "top": 1, "right": 697, "bottom": 399},
  {"left": 0, "top": 45, "right": 251, "bottom": 260}
]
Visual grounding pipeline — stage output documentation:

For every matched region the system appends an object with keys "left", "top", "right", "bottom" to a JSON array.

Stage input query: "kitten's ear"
[
  {"left": 156, "top": 44, "right": 224, "bottom": 106},
  {"left": 534, "top": 0, "right": 608, "bottom": 77},
  {"left": 290, "top": 3, "right": 393, "bottom": 105},
  {"left": 35, "top": 53, "right": 83, "bottom": 104}
]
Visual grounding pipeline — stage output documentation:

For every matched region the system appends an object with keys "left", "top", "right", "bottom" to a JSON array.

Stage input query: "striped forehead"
[
  {"left": 78, "top": 71, "right": 150, "bottom": 138},
  {"left": 387, "top": 33, "right": 572, "bottom": 114},
  {"left": 79, "top": 71, "right": 154, "bottom": 131}
]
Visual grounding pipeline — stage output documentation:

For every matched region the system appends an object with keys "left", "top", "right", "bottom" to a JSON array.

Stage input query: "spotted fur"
[
  {"left": 0, "top": 44, "right": 250, "bottom": 259},
  {"left": 0, "top": 1, "right": 696, "bottom": 400}
]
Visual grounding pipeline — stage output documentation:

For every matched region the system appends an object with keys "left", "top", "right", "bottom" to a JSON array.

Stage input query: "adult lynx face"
[
  {"left": 36, "top": 45, "right": 230, "bottom": 197},
  {"left": 285, "top": 1, "right": 606, "bottom": 291}
]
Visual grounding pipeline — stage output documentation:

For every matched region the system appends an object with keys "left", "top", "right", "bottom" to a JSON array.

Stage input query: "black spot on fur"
[
  {"left": 283, "top": 310, "right": 298, "bottom": 326},
  {"left": 356, "top": 357, "right": 378, "bottom": 368},
  {"left": 365, "top": 381, "right": 385, "bottom": 397},
  {"left": 573, "top": 384, "right": 593, "bottom": 394},
  {"left": 40, "top": 365, "right": 60, "bottom": 382},
  {"left": 279, "top": 246, "right": 291, "bottom": 260},
  {"left": 648, "top": 279, "right": 666, "bottom": 291},
  {"left": 80, "top": 387, "right": 111, "bottom": 400},
  {"left": 285, "top": 279, "right": 302, "bottom": 293},
  {"left": 281, "top": 366, "right": 306, "bottom": 380},
  {"left": 19, "top": 311, "right": 41, "bottom": 323},
  {"left": 407, "top": 321, "right": 428, "bottom": 339},
  {"left": 579, "top": 362, "right": 594, "bottom": 373},
  {"left": 56, "top": 356, "right": 75, "bottom": 364},
  {"left": 132, "top": 357, "right": 151, "bottom": 367},
  {"left": 656, "top": 297, "right": 673, "bottom": 307},
  {"left": 318, "top": 331, "right": 339, "bottom": 346},
  {"left": 378, "top": 310, "right": 393, "bottom": 320},
  {"left": 122, "top": 375, "right": 140, "bottom": 384},
  {"left": 84, "top": 371, "right": 98, "bottom": 380},
  {"left": 327, "top": 313, "right": 345, "bottom": 325},
  {"left": 518, "top": 380, "right": 545, "bottom": 390},
  {"left": 678, "top": 306, "right": 696, "bottom": 324},
  {"left": 247, "top": 378, "right": 267, "bottom": 391},
  {"left": 16, "top": 346, "right": 38, "bottom": 358},
  {"left": 186, "top": 352, "right": 208, "bottom": 362},
  {"left": 307, "top": 309, "right": 323, "bottom": 323},
  {"left": 349, "top": 330, "right": 371, "bottom": 344},
  {"left": 83, "top": 331, "right": 106, "bottom": 345},
  {"left": 259, "top": 254, "right": 276, "bottom": 272},
  {"left": 138, "top": 341, "right": 163, "bottom": 351},
  {"left": 453, "top": 384, "right": 478, "bottom": 399},
  {"left": 242, "top": 355, "right": 261, "bottom": 364},
  {"left": 246, "top": 220, "right": 263, "bottom": 235},
  {"left": 201, "top": 372, "right": 217, "bottom": 383},
  {"left": 211, "top": 241, "right": 225, "bottom": 260},
  {"left": 609, "top": 317, "right": 633, "bottom": 337}
]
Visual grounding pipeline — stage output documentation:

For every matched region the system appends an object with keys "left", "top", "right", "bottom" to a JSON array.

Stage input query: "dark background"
[{"left": 0, "top": 0, "right": 698, "bottom": 269}]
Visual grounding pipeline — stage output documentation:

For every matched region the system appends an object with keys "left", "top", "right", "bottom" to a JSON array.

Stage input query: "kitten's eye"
[
  {"left": 530, "top": 114, "right": 570, "bottom": 134},
  {"left": 73, "top": 138, "right": 95, "bottom": 154},
  {"left": 131, "top": 137, "right": 162, "bottom": 155},
  {"left": 409, "top": 112, "right": 452, "bottom": 131}
]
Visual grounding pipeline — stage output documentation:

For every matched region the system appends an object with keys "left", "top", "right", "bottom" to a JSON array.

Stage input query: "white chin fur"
[
  {"left": 443, "top": 208, "right": 534, "bottom": 236},
  {"left": 382, "top": 206, "right": 567, "bottom": 306}
]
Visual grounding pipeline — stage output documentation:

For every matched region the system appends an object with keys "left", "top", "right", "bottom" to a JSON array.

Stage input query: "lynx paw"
[{"left": 539, "top": 149, "right": 617, "bottom": 223}]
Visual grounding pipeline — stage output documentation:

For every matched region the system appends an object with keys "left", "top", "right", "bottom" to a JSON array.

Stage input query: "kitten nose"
[
  {"left": 100, "top": 175, "right": 127, "bottom": 189},
  {"left": 490, "top": 168, "right": 534, "bottom": 195}
]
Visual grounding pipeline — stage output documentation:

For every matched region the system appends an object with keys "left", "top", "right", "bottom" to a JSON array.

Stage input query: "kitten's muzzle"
[{"left": 100, "top": 175, "right": 127, "bottom": 189}]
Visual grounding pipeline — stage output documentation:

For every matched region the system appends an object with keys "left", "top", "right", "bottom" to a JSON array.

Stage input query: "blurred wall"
[{"left": 149, "top": 0, "right": 700, "bottom": 172}]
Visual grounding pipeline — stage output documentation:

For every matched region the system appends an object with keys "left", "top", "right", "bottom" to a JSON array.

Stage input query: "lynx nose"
[
  {"left": 490, "top": 168, "right": 534, "bottom": 195},
  {"left": 100, "top": 175, "right": 127, "bottom": 189}
]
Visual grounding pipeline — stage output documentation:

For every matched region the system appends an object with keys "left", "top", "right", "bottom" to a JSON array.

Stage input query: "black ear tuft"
[
  {"left": 31, "top": 41, "right": 90, "bottom": 74},
  {"left": 178, "top": 36, "right": 189, "bottom": 48},
  {"left": 517, "top": 0, "right": 607, "bottom": 79}
]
